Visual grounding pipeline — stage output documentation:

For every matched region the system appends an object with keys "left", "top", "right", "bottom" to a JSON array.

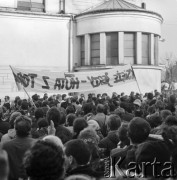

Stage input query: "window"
[
  {"left": 17, "top": 0, "right": 45, "bottom": 12},
  {"left": 80, "top": 36, "right": 85, "bottom": 66},
  {"left": 154, "top": 35, "right": 159, "bottom": 65},
  {"left": 90, "top": 34, "right": 100, "bottom": 65},
  {"left": 106, "top": 33, "right": 118, "bottom": 65},
  {"left": 142, "top": 34, "right": 150, "bottom": 65},
  {"left": 124, "top": 33, "right": 136, "bottom": 65}
]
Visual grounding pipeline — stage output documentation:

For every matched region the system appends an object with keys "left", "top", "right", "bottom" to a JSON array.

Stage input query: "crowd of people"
[{"left": 0, "top": 90, "right": 177, "bottom": 180}]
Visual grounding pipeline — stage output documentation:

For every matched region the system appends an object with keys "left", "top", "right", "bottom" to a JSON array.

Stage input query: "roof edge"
[{"left": 75, "top": 9, "right": 163, "bottom": 20}]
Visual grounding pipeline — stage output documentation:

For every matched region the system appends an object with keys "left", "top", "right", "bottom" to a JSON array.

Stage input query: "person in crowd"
[
  {"left": 64, "top": 139, "right": 103, "bottom": 178},
  {"left": 3, "top": 96, "right": 11, "bottom": 112},
  {"left": 31, "top": 107, "right": 44, "bottom": 137},
  {"left": 0, "top": 147, "right": 9, "bottom": 180},
  {"left": 43, "top": 135, "right": 64, "bottom": 149},
  {"left": 23, "top": 140, "right": 65, "bottom": 180},
  {"left": 73, "top": 117, "right": 88, "bottom": 139},
  {"left": 66, "top": 113, "right": 76, "bottom": 133},
  {"left": 92, "top": 104, "right": 109, "bottom": 137},
  {"left": 82, "top": 103, "right": 94, "bottom": 121},
  {"left": 0, "top": 107, "right": 10, "bottom": 135},
  {"left": 1, "top": 112, "right": 21, "bottom": 144},
  {"left": 116, "top": 122, "right": 130, "bottom": 149},
  {"left": 111, "top": 117, "right": 151, "bottom": 169},
  {"left": 33, "top": 118, "right": 48, "bottom": 139},
  {"left": 71, "top": 97, "right": 82, "bottom": 112},
  {"left": 98, "top": 114, "right": 121, "bottom": 156},
  {"left": 46, "top": 107, "right": 72, "bottom": 143},
  {"left": 166, "top": 94, "right": 176, "bottom": 114},
  {"left": 2, "top": 115, "right": 36, "bottom": 180},
  {"left": 65, "top": 174, "right": 93, "bottom": 180},
  {"left": 133, "top": 99, "right": 144, "bottom": 117},
  {"left": 135, "top": 140, "right": 171, "bottom": 178},
  {"left": 78, "top": 128, "right": 104, "bottom": 172}
]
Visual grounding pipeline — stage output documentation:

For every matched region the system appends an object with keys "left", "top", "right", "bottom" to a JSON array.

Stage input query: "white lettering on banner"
[{"left": 10, "top": 65, "right": 137, "bottom": 93}]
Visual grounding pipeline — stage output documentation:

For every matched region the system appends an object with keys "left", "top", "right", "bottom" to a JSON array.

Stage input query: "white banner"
[{"left": 10, "top": 65, "right": 137, "bottom": 93}]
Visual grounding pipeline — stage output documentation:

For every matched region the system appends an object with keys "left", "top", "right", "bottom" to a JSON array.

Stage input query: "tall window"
[
  {"left": 106, "top": 33, "right": 118, "bottom": 65},
  {"left": 80, "top": 36, "right": 85, "bottom": 66},
  {"left": 124, "top": 33, "right": 136, "bottom": 65},
  {"left": 90, "top": 34, "right": 100, "bottom": 65},
  {"left": 142, "top": 34, "right": 150, "bottom": 65},
  {"left": 17, "top": 0, "right": 45, "bottom": 12},
  {"left": 154, "top": 35, "right": 159, "bottom": 65}
]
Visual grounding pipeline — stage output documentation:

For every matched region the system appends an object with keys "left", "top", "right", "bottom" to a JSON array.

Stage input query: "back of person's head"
[
  {"left": 73, "top": 118, "right": 88, "bottom": 136},
  {"left": 87, "top": 120, "right": 100, "bottom": 131},
  {"left": 96, "top": 104, "right": 104, "bottom": 113},
  {"left": 62, "top": 94, "right": 67, "bottom": 100},
  {"left": 66, "top": 106, "right": 75, "bottom": 115},
  {"left": 0, "top": 149, "right": 9, "bottom": 180},
  {"left": 43, "top": 135, "right": 64, "bottom": 149},
  {"left": 24, "top": 140, "right": 65, "bottom": 180},
  {"left": 169, "top": 94, "right": 176, "bottom": 104},
  {"left": 66, "top": 113, "right": 76, "bottom": 126},
  {"left": 135, "top": 141, "right": 171, "bottom": 177},
  {"left": 147, "top": 93, "right": 153, "bottom": 100},
  {"left": 164, "top": 115, "right": 177, "bottom": 126},
  {"left": 118, "top": 123, "right": 130, "bottom": 147},
  {"left": 78, "top": 127, "right": 99, "bottom": 144},
  {"left": 34, "top": 108, "right": 44, "bottom": 120},
  {"left": 147, "top": 106, "right": 155, "bottom": 115},
  {"left": 46, "top": 107, "right": 60, "bottom": 128},
  {"left": 82, "top": 103, "right": 93, "bottom": 115},
  {"left": 37, "top": 118, "right": 48, "bottom": 129},
  {"left": 114, "top": 107, "right": 125, "bottom": 118},
  {"left": 64, "top": 139, "right": 91, "bottom": 166},
  {"left": 59, "top": 111, "right": 66, "bottom": 125},
  {"left": 107, "top": 114, "right": 121, "bottom": 131},
  {"left": 147, "top": 115, "right": 162, "bottom": 129},
  {"left": 128, "top": 117, "right": 151, "bottom": 144},
  {"left": 160, "top": 110, "right": 172, "bottom": 121},
  {"left": 155, "top": 100, "right": 164, "bottom": 111},
  {"left": 32, "top": 94, "right": 38, "bottom": 101},
  {"left": 21, "top": 101, "right": 29, "bottom": 111},
  {"left": 14, "top": 115, "right": 32, "bottom": 137},
  {"left": 9, "top": 112, "right": 21, "bottom": 129},
  {"left": 65, "top": 175, "right": 92, "bottom": 180}
]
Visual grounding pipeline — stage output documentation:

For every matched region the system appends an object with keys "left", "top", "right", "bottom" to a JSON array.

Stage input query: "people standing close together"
[{"left": 0, "top": 91, "right": 177, "bottom": 180}]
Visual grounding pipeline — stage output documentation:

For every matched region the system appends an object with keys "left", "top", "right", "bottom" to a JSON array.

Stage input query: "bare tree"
[{"left": 163, "top": 52, "right": 177, "bottom": 90}]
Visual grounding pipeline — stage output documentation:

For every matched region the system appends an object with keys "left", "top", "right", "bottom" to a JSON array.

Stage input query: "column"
[
  {"left": 100, "top": 33, "right": 106, "bottom": 65},
  {"left": 85, "top": 34, "right": 90, "bottom": 65},
  {"left": 136, "top": 32, "right": 142, "bottom": 64},
  {"left": 118, "top": 32, "right": 124, "bottom": 64},
  {"left": 150, "top": 34, "right": 155, "bottom": 65}
]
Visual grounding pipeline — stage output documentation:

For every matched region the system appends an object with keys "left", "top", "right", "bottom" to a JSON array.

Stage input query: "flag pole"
[
  {"left": 131, "top": 65, "right": 142, "bottom": 95},
  {"left": 9, "top": 65, "right": 20, "bottom": 90},
  {"left": 23, "top": 87, "right": 36, "bottom": 109},
  {"left": 9, "top": 65, "right": 36, "bottom": 108}
]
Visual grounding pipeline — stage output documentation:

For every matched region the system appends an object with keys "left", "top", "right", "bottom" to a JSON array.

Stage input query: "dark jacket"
[
  {"left": 93, "top": 113, "right": 109, "bottom": 137},
  {"left": 98, "top": 131, "right": 119, "bottom": 155},
  {"left": 68, "top": 164, "right": 103, "bottom": 178},
  {"left": 2, "top": 136, "right": 36, "bottom": 180},
  {"left": 55, "top": 125, "right": 72, "bottom": 144}
]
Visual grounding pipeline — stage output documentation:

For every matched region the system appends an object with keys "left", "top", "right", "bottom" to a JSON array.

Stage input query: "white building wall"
[
  {"left": 76, "top": 12, "right": 162, "bottom": 36},
  {"left": 0, "top": 13, "right": 70, "bottom": 68},
  {"left": 0, "top": 12, "right": 70, "bottom": 98}
]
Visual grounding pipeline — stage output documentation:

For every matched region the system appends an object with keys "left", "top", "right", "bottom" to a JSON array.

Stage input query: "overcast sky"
[{"left": 145, "top": 0, "right": 177, "bottom": 63}]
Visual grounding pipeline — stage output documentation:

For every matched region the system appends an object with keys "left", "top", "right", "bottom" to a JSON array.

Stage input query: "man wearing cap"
[{"left": 133, "top": 99, "right": 143, "bottom": 117}]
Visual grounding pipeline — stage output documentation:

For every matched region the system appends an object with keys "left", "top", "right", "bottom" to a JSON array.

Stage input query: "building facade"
[{"left": 0, "top": 0, "right": 163, "bottom": 97}]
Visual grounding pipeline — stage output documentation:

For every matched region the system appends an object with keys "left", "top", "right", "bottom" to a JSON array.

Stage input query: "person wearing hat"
[{"left": 133, "top": 99, "right": 143, "bottom": 117}]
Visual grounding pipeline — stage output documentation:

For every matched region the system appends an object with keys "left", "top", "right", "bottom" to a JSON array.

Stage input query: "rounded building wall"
[
  {"left": 76, "top": 12, "right": 162, "bottom": 36},
  {"left": 73, "top": 10, "right": 163, "bottom": 68}
]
